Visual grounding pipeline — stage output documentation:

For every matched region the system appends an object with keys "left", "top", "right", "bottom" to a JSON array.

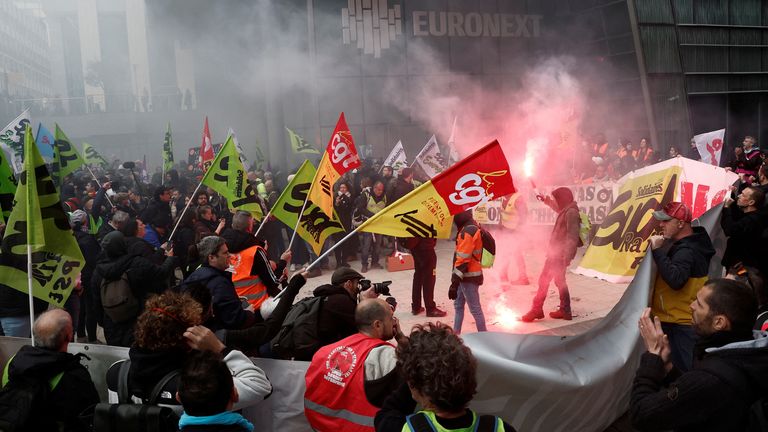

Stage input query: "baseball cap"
[
  {"left": 652, "top": 201, "right": 692, "bottom": 223},
  {"left": 331, "top": 267, "right": 364, "bottom": 285}
]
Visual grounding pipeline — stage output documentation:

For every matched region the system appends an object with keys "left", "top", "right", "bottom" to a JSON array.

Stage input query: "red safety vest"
[
  {"left": 230, "top": 245, "right": 268, "bottom": 310},
  {"left": 304, "top": 333, "right": 393, "bottom": 432}
]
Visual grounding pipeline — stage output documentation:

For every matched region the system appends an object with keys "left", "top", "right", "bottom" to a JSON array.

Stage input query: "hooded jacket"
[
  {"left": 182, "top": 264, "right": 256, "bottom": 331},
  {"left": 546, "top": 187, "right": 582, "bottom": 261},
  {"left": 651, "top": 226, "right": 715, "bottom": 324},
  {"left": 631, "top": 331, "right": 768, "bottom": 432},
  {"left": 5, "top": 345, "right": 99, "bottom": 431},
  {"left": 452, "top": 211, "right": 483, "bottom": 285}
]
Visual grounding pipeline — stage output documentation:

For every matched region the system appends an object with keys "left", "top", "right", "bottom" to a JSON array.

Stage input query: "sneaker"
[
  {"left": 361, "top": 264, "right": 369, "bottom": 273},
  {"left": 520, "top": 309, "right": 544, "bottom": 322},
  {"left": 411, "top": 306, "right": 425, "bottom": 315},
  {"left": 371, "top": 262, "right": 383, "bottom": 270},
  {"left": 509, "top": 277, "right": 530, "bottom": 285},
  {"left": 426, "top": 307, "right": 447, "bottom": 318},
  {"left": 549, "top": 308, "right": 572, "bottom": 320}
]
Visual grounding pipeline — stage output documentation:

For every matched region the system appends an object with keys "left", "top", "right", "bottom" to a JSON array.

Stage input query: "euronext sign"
[{"left": 412, "top": 11, "right": 541, "bottom": 38}]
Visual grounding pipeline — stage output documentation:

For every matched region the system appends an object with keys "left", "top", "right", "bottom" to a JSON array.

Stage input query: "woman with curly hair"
[
  {"left": 114, "top": 291, "right": 272, "bottom": 412},
  {"left": 375, "top": 322, "right": 516, "bottom": 431}
]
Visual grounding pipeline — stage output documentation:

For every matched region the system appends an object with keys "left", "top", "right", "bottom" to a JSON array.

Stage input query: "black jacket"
[
  {"left": 631, "top": 331, "right": 768, "bottom": 432},
  {"left": 141, "top": 198, "right": 172, "bottom": 227},
  {"left": 652, "top": 226, "right": 715, "bottom": 290},
  {"left": 720, "top": 207, "right": 765, "bottom": 270},
  {"left": 74, "top": 230, "right": 101, "bottom": 296},
  {"left": 313, "top": 283, "right": 358, "bottom": 347},
  {"left": 127, "top": 346, "right": 186, "bottom": 403},
  {"left": 182, "top": 265, "right": 256, "bottom": 330},
  {"left": 387, "top": 177, "right": 413, "bottom": 205},
  {"left": 7, "top": 345, "right": 100, "bottom": 432}
]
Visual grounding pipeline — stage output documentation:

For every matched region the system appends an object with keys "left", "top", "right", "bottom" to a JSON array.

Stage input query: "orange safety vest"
[
  {"left": 453, "top": 225, "right": 483, "bottom": 280},
  {"left": 230, "top": 245, "right": 269, "bottom": 310},
  {"left": 304, "top": 333, "right": 393, "bottom": 432}
]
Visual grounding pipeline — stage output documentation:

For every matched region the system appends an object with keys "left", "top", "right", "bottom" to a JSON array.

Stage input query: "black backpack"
[
  {"left": 270, "top": 296, "right": 327, "bottom": 361},
  {"left": 0, "top": 369, "right": 63, "bottom": 431},
  {"left": 101, "top": 269, "right": 140, "bottom": 323}
]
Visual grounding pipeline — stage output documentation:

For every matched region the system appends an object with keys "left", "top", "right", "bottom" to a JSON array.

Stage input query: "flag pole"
[
  {"left": 27, "top": 244, "right": 35, "bottom": 345},
  {"left": 252, "top": 207, "right": 273, "bottom": 239},
  {"left": 85, "top": 165, "right": 115, "bottom": 208},
  {"left": 286, "top": 195, "right": 310, "bottom": 250},
  {"left": 305, "top": 223, "right": 370, "bottom": 272},
  {"left": 168, "top": 178, "right": 206, "bottom": 242}
]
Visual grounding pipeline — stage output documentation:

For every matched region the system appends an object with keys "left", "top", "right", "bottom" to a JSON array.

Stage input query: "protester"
[
  {"left": 521, "top": 187, "right": 581, "bottom": 322},
  {"left": 375, "top": 322, "right": 516, "bottom": 432},
  {"left": 142, "top": 185, "right": 173, "bottom": 226},
  {"left": 720, "top": 186, "right": 766, "bottom": 273},
  {"left": 1, "top": 309, "right": 100, "bottom": 431},
  {"left": 450, "top": 211, "right": 486, "bottom": 332},
  {"left": 68, "top": 209, "right": 102, "bottom": 343},
  {"left": 194, "top": 204, "right": 225, "bottom": 241},
  {"left": 304, "top": 298, "right": 405, "bottom": 431},
  {"left": 333, "top": 181, "right": 356, "bottom": 268},
  {"left": 499, "top": 192, "right": 530, "bottom": 285},
  {"left": 357, "top": 180, "right": 387, "bottom": 273},
  {"left": 630, "top": 279, "right": 768, "bottom": 431},
  {"left": 648, "top": 201, "right": 715, "bottom": 372}
]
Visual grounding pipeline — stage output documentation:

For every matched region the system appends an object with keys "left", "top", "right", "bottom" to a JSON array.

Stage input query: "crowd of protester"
[{"left": 2, "top": 132, "right": 768, "bottom": 431}]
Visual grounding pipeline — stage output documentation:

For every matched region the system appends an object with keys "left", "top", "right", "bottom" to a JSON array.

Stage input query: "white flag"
[
  {"left": 411, "top": 134, "right": 446, "bottom": 179},
  {"left": 0, "top": 109, "right": 31, "bottom": 174},
  {"left": 227, "top": 128, "right": 252, "bottom": 171},
  {"left": 382, "top": 140, "right": 408, "bottom": 173},
  {"left": 694, "top": 128, "right": 725, "bottom": 166},
  {"left": 447, "top": 116, "right": 460, "bottom": 165}
]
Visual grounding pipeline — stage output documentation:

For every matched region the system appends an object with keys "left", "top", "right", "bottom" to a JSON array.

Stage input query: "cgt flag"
[
  {"left": 308, "top": 113, "right": 360, "bottom": 217},
  {"left": 82, "top": 142, "right": 109, "bottom": 168},
  {"left": 202, "top": 135, "right": 263, "bottom": 220},
  {"left": 271, "top": 160, "right": 345, "bottom": 254},
  {"left": 358, "top": 140, "right": 515, "bottom": 238},
  {"left": 286, "top": 127, "right": 320, "bottom": 155},
  {"left": 163, "top": 122, "right": 174, "bottom": 175},
  {"left": 200, "top": 116, "right": 215, "bottom": 172},
  {"left": 0, "top": 124, "right": 84, "bottom": 307},
  {"left": 693, "top": 128, "right": 725, "bottom": 166},
  {"left": 52, "top": 124, "right": 85, "bottom": 181}
]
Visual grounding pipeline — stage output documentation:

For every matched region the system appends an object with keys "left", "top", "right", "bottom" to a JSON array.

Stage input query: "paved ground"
[{"left": 294, "top": 227, "right": 630, "bottom": 337}]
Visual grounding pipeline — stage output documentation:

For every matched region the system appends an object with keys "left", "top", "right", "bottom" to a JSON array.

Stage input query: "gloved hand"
[{"left": 448, "top": 277, "right": 460, "bottom": 300}]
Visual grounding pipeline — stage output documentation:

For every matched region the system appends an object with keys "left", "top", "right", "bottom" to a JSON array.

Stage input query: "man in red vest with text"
[{"left": 304, "top": 298, "right": 405, "bottom": 432}]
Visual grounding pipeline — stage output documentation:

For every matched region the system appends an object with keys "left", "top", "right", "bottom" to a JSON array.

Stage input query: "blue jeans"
[
  {"left": 0, "top": 316, "right": 32, "bottom": 338},
  {"left": 453, "top": 281, "right": 487, "bottom": 333},
  {"left": 661, "top": 322, "right": 697, "bottom": 372}
]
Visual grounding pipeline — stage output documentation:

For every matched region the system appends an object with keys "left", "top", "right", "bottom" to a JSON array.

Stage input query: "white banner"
[
  {"left": 694, "top": 128, "right": 725, "bottom": 166},
  {"left": 412, "top": 134, "right": 446, "bottom": 179},
  {"left": 228, "top": 128, "right": 251, "bottom": 171},
  {"left": 0, "top": 109, "right": 31, "bottom": 174},
  {"left": 527, "top": 181, "right": 615, "bottom": 226},
  {"left": 473, "top": 199, "right": 502, "bottom": 225},
  {"left": 382, "top": 140, "right": 408, "bottom": 172}
]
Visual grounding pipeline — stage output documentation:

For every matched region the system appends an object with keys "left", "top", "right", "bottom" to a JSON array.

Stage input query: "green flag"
[
  {"left": 0, "top": 124, "right": 84, "bottom": 307},
  {"left": 52, "top": 124, "right": 85, "bottom": 181},
  {"left": 163, "top": 123, "right": 174, "bottom": 174},
  {"left": 0, "top": 144, "right": 17, "bottom": 222},
  {"left": 253, "top": 143, "right": 265, "bottom": 171},
  {"left": 270, "top": 160, "right": 345, "bottom": 255},
  {"left": 286, "top": 127, "right": 319, "bottom": 155},
  {"left": 201, "top": 136, "right": 263, "bottom": 220},
  {"left": 82, "top": 142, "right": 109, "bottom": 168}
]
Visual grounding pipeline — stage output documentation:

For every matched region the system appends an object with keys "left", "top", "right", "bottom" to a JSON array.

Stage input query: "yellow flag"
[{"left": 201, "top": 135, "right": 263, "bottom": 220}]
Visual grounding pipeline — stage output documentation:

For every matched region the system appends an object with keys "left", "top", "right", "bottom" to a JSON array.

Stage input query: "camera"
[
  {"left": 122, "top": 161, "right": 135, "bottom": 170},
  {"left": 359, "top": 279, "right": 392, "bottom": 296}
]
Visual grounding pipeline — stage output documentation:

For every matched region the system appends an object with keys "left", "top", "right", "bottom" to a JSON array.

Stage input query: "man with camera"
[
  {"left": 305, "top": 298, "right": 405, "bottom": 432},
  {"left": 313, "top": 267, "right": 391, "bottom": 350}
]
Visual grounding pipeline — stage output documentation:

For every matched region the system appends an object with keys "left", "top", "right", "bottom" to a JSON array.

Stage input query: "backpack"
[
  {"left": 468, "top": 224, "right": 496, "bottom": 269},
  {"left": 0, "top": 357, "right": 64, "bottom": 432},
  {"left": 101, "top": 269, "right": 140, "bottom": 324},
  {"left": 271, "top": 296, "right": 327, "bottom": 361},
  {"left": 91, "top": 359, "right": 179, "bottom": 432}
]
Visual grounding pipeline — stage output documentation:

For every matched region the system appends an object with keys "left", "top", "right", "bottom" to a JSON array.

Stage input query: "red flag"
[
  {"left": 200, "top": 116, "right": 215, "bottom": 172},
  {"left": 308, "top": 113, "right": 361, "bottom": 216}
]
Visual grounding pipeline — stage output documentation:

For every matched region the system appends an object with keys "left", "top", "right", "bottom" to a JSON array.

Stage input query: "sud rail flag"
[
  {"left": 693, "top": 128, "right": 725, "bottom": 166},
  {"left": 0, "top": 109, "right": 30, "bottom": 174},
  {"left": 200, "top": 117, "right": 215, "bottom": 172},
  {"left": 382, "top": 140, "right": 407, "bottom": 172},
  {"left": 82, "top": 142, "right": 108, "bottom": 168},
  {"left": 201, "top": 135, "right": 263, "bottom": 220},
  {"left": 271, "top": 160, "right": 345, "bottom": 254},
  {"left": 358, "top": 140, "right": 515, "bottom": 238},
  {"left": 0, "top": 125, "right": 84, "bottom": 307},
  {"left": 52, "top": 124, "right": 85, "bottom": 182},
  {"left": 286, "top": 127, "right": 320, "bottom": 155},
  {"left": 0, "top": 145, "right": 16, "bottom": 222},
  {"left": 307, "top": 113, "right": 360, "bottom": 217}
]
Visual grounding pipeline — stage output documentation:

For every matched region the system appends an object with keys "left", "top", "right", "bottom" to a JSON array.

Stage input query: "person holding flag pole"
[{"left": 299, "top": 139, "right": 517, "bottom": 305}]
